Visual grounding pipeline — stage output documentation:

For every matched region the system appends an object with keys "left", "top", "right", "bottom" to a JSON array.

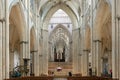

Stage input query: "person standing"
[{"left": 110, "top": 69, "right": 112, "bottom": 77}]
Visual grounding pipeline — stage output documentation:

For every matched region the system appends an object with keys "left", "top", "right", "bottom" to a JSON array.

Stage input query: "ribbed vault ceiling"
[{"left": 38, "top": 0, "right": 81, "bottom": 21}]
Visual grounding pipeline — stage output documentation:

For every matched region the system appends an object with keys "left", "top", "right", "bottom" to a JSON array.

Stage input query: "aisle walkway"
[{"left": 53, "top": 78, "right": 67, "bottom": 80}]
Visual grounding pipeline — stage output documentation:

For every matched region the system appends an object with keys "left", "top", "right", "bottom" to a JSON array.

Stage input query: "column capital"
[
  {"left": 105, "top": 49, "right": 112, "bottom": 52},
  {"left": 48, "top": 41, "right": 52, "bottom": 44},
  {"left": 69, "top": 41, "right": 72, "bottom": 44},
  {"left": 0, "top": 18, "right": 5, "bottom": 23},
  {"left": 93, "top": 40, "right": 102, "bottom": 43},
  {"left": 20, "top": 41, "right": 28, "bottom": 44},
  {"left": 39, "top": 54, "right": 43, "bottom": 57},
  {"left": 30, "top": 50, "right": 38, "bottom": 53},
  {"left": 116, "top": 16, "right": 120, "bottom": 20},
  {"left": 83, "top": 49, "right": 90, "bottom": 52},
  {"left": 23, "top": 58, "right": 30, "bottom": 60}
]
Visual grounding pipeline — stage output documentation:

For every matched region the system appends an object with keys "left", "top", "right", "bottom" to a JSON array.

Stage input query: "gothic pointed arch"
[
  {"left": 9, "top": 3, "right": 27, "bottom": 73},
  {"left": 38, "top": 0, "right": 80, "bottom": 20},
  {"left": 49, "top": 24, "right": 72, "bottom": 62},
  {"left": 93, "top": 0, "right": 111, "bottom": 40},
  {"left": 49, "top": 24, "right": 72, "bottom": 41},
  {"left": 9, "top": 0, "right": 20, "bottom": 13},
  {"left": 42, "top": 3, "right": 78, "bottom": 30},
  {"left": 93, "top": 0, "right": 112, "bottom": 75},
  {"left": 9, "top": 3, "right": 26, "bottom": 41},
  {"left": 93, "top": 0, "right": 112, "bottom": 54}
]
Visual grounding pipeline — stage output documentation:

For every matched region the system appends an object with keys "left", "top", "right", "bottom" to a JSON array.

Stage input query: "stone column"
[
  {"left": 51, "top": 45, "right": 54, "bottom": 61},
  {"left": 5, "top": 0, "right": 9, "bottom": 78},
  {"left": 20, "top": 41, "right": 28, "bottom": 65},
  {"left": 108, "top": 50, "right": 112, "bottom": 74},
  {"left": 9, "top": 50, "right": 14, "bottom": 71},
  {"left": 65, "top": 46, "right": 70, "bottom": 62},
  {"left": 93, "top": 40, "right": 102, "bottom": 76},
  {"left": 0, "top": 3, "right": 4, "bottom": 80},
  {"left": 81, "top": 50, "right": 89, "bottom": 76},
  {"left": 72, "top": 29, "right": 81, "bottom": 73},
  {"left": 48, "top": 42, "right": 54, "bottom": 61},
  {"left": 112, "top": 0, "right": 120, "bottom": 79},
  {"left": 37, "top": 39, "right": 41, "bottom": 76},
  {"left": 78, "top": 29, "right": 82, "bottom": 73},
  {"left": 30, "top": 50, "right": 37, "bottom": 76},
  {"left": 42, "top": 30, "right": 48, "bottom": 75},
  {"left": 91, "top": 40, "right": 96, "bottom": 76},
  {"left": 2, "top": 18, "right": 6, "bottom": 79},
  {"left": 32, "top": 50, "right": 39, "bottom": 76},
  {"left": 30, "top": 52, "right": 34, "bottom": 75},
  {"left": 0, "top": 17, "right": 4, "bottom": 80},
  {"left": 23, "top": 0, "right": 31, "bottom": 76},
  {"left": 31, "top": 53, "right": 35, "bottom": 74},
  {"left": 90, "top": 0, "right": 96, "bottom": 77},
  {"left": 69, "top": 41, "right": 72, "bottom": 62},
  {"left": 20, "top": 41, "right": 30, "bottom": 76},
  {"left": 0, "top": 24, "right": 2, "bottom": 79},
  {"left": 39, "top": 30, "right": 44, "bottom": 75},
  {"left": 26, "top": 0, "right": 30, "bottom": 59},
  {"left": 39, "top": 54, "right": 43, "bottom": 75}
]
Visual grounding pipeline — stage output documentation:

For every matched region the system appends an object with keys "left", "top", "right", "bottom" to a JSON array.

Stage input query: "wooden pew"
[
  {"left": 67, "top": 76, "right": 119, "bottom": 80},
  {"left": 5, "top": 76, "right": 54, "bottom": 80},
  {"left": 5, "top": 76, "right": 119, "bottom": 80}
]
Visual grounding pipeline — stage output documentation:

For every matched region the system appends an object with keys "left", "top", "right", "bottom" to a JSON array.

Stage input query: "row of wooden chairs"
[
  {"left": 5, "top": 76, "right": 54, "bottom": 80},
  {"left": 5, "top": 76, "right": 119, "bottom": 80},
  {"left": 67, "top": 76, "right": 119, "bottom": 80}
]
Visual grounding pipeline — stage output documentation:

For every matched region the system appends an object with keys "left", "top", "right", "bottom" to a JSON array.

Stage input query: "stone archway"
[
  {"left": 9, "top": 4, "right": 26, "bottom": 40},
  {"left": 40, "top": 3, "right": 78, "bottom": 75},
  {"left": 48, "top": 24, "right": 72, "bottom": 76},
  {"left": 101, "top": 17, "right": 112, "bottom": 76},
  {"left": 92, "top": 0, "right": 112, "bottom": 76},
  {"left": 42, "top": 3, "right": 79, "bottom": 30},
  {"left": 49, "top": 24, "right": 72, "bottom": 41},
  {"left": 9, "top": 3, "right": 26, "bottom": 77}
]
